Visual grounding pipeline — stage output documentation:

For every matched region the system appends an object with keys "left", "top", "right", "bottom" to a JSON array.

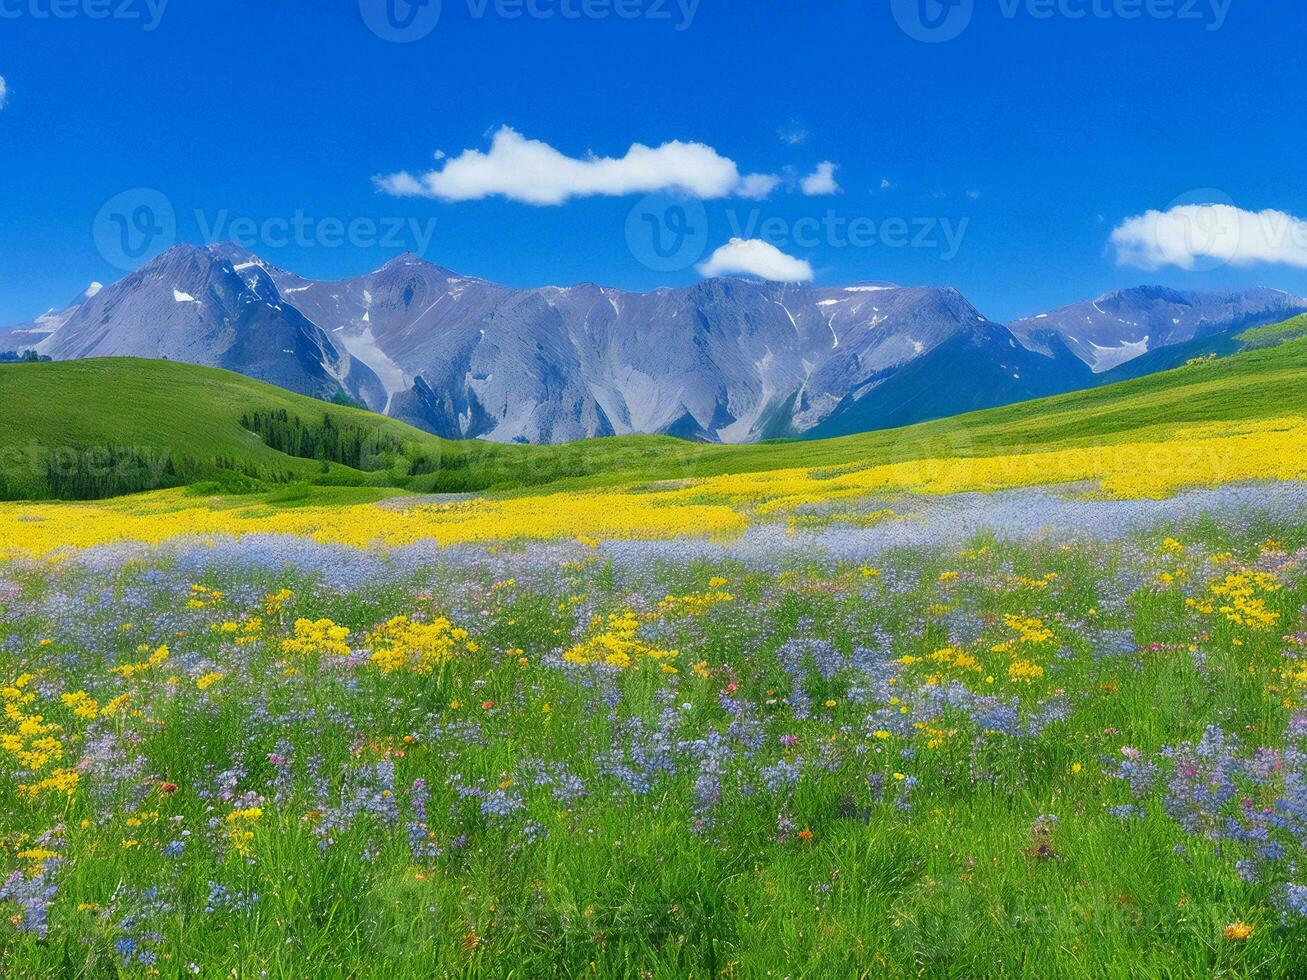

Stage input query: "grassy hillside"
[
  {"left": 3, "top": 326, "right": 1307, "bottom": 501},
  {"left": 1239, "top": 313, "right": 1307, "bottom": 350},
  {"left": 0, "top": 359, "right": 695, "bottom": 500},
  {"left": 537, "top": 327, "right": 1307, "bottom": 492}
]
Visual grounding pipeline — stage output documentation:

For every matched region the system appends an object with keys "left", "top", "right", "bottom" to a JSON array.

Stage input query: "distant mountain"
[
  {"left": 259, "top": 254, "right": 1053, "bottom": 443},
  {"left": 13, "top": 245, "right": 1305, "bottom": 444},
  {"left": 1009, "top": 285, "right": 1307, "bottom": 373},
  {"left": 31, "top": 246, "right": 385, "bottom": 408},
  {"left": 805, "top": 322, "right": 1093, "bottom": 439},
  {"left": 0, "top": 282, "right": 101, "bottom": 353}
]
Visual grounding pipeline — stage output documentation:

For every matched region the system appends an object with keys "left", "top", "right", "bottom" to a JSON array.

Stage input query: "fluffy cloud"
[
  {"left": 800, "top": 161, "right": 840, "bottom": 196},
  {"left": 0, "top": 76, "right": 8, "bottom": 110},
  {"left": 736, "top": 173, "right": 782, "bottom": 200},
  {"left": 376, "top": 126, "right": 778, "bottom": 205},
  {"left": 1111, "top": 203, "right": 1307, "bottom": 270},
  {"left": 696, "top": 238, "right": 814, "bottom": 282}
]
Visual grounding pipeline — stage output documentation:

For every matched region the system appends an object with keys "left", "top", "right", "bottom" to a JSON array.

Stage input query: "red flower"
[
  {"left": 159, "top": 782, "right": 178, "bottom": 794},
  {"left": 481, "top": 700, "right": 495, "bottom": 710}
]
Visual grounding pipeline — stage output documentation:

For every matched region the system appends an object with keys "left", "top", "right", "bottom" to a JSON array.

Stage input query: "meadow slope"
[
  {"left": 4, "top": 328, "right": 1307, "bottom": 503},
  {"left": 3, "top": 329, "right": 1307, "bottom": 977}
]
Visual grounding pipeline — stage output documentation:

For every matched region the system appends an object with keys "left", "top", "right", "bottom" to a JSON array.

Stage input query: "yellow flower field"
[{"left": 1, "top": 415, "right": 1305, "bottom": 555}]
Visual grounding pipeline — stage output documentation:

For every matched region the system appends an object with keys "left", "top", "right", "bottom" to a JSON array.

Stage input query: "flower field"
[
  {"left": 3, "top": 412, "right": 1307, "bottom": 559},
  {"left": 2, "top": 483, "right": 1307, "bottom": 976}
]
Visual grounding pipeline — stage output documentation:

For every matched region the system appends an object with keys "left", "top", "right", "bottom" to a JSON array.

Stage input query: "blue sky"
[{"left": 1, "top": 0, "right": 1305, "bottom": 325}]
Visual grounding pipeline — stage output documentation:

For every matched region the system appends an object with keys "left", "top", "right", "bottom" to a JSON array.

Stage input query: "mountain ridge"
[{"left": 8, "top": 243, "right": 1305, "bottom": 444}]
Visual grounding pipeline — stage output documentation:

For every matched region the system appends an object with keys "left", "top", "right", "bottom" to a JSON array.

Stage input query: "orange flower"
[
  {"left": 481, "top": 700, "right": 495, "bottom": 710},
  {"left": 1224, "top": 921, "right": 1253, "bottom": 941},
  {"left": 797, "top": 828, "right": 814, "bottom": 841}
]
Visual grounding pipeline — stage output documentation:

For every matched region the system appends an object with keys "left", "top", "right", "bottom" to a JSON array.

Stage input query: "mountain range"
[{"left": 5, "top": 243, "right": 1305, "bottom": 444}]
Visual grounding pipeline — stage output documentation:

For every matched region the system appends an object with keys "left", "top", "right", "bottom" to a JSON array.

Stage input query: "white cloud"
[
  {"left": 800, "top": 161, "right": 840, "bottom": 196},
  {"left": 777, "top": 120, "right": 808, "bottom": 145},
  {"left": 1111, "top": 203, "right": 1307, "bottom": 270},
  {"left": 879, "top": 178, "right": 893, "bottom": 191},
  {"left": 737, "top": 173, "right": 782, "bottom": 200},
  {"left": 799, "top": 161, "right": 841, "bottom": 197},
  {"left": 966, "top": 190, "right": 981, "bottom": 200},
  {"left": 0, "top": 76, "right": 8, "bottom": 110},
  {"left": 375, "top": 126, "right": 778, "bottom": 205},
  {"left": 696, "top": 238, "right": 814, "bottom": 282}
]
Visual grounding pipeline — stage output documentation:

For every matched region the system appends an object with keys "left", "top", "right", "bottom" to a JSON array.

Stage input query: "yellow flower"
[
  {"left": 563, "top": 610, "right": 678, "bottom": 670},
  {"left": 1008, "top": 659, "right": 1045, "bottom": 684},
  {"left": 1224, "top": 921, "right": 1253, "bottom": 941},
  {"left": 111, "top": 644, "right": 170, "bottom": 679},
  {"left": 366, "top": 615, "right": 466, "bottom": 674},
  {"left": 282, "top": 618, "right": 351, "bottom": 658}
]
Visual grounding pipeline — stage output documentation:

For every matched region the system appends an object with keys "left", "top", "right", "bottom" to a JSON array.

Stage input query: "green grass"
[
  {"left": 0, "top": 358, "right": 698, "bottom": 500},
  {"left": 1239, "top": 313, "right": 1307, "bottom": 350},
  {"left": 1, "top": 517, "right": 1305, "bottom": 976},
  {"left": 4, "top": 323, "right": 1307, "bottom": 500}
]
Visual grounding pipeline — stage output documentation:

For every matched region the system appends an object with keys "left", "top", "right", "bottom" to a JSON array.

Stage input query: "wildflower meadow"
[{"left": 2, "top": 483, "right": 1307, "bottom": 976}]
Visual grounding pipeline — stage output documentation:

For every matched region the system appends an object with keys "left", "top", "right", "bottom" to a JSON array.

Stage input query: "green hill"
[
  {"left": 1239, "top": 313, "right": 1307, "bottom": 350},
  {"left": 3, "top": 323, "right": 1307, "bottom": 501},
  {"left": 0, "top": 359, "right": 694, "bottom": 500}
]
